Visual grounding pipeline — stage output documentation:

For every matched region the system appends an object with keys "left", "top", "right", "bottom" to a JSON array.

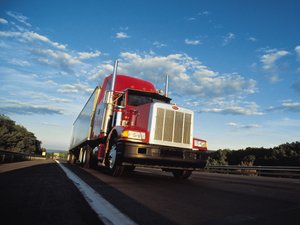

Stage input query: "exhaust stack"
[
  {"left": 164, "top": 74, "right": 169, "bottom": 97},
  {"left": 111, "top": 60, "right": 118, "bottom": 91},
  {"left": 100, "top": 60, "right": 119, "bottom": 136}
]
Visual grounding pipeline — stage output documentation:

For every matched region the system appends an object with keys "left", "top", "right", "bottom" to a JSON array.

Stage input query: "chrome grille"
[
  {"left": 183, "top": 113, "right": 191, "bottom": 144},
  {"left": 174, "top": 112, "right": 184, "bottom": 143},
  {"left": 154, "top": 108, "right": 191, "bottom": 145},
  {"left": 163, "top": 110, "right": 174, "bottom": 142},
  {"left": 154, "top": 108, "right": 164, "bottom": 140}
]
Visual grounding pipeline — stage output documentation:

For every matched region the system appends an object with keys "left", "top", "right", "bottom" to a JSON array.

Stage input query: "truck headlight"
[{"left": 122, "top": 130, "right": 146, "bottom": 140}]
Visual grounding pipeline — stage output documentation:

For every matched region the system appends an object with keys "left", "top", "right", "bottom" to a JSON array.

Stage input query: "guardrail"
[
  {"left": 204, "top": 165, "right": 300, "bottom": 178},
  {"left": 0, "top": 150, "right": 45, "bottom": 163}
]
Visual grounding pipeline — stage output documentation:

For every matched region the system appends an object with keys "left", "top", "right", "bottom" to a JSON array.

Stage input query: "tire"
[
  {"left": 172, "top": 170, "right": 192, "bottom": 179},
  {"left": 89, "top": 147, "right": 99, "bottom": 169},
  {"left": 106, "top": 140, "right": 124, "bottom": 177}
]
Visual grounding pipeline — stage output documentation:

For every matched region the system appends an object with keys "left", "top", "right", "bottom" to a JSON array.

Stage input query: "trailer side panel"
[{"left": 69, "top": 87, "right": 100, "bottom": 150}]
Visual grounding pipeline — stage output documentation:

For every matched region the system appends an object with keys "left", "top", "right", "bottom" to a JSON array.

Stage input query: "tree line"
[
  {"left": 0, "top": 115, "right": 42, "bottom": 155},
  {"left": 207, "top": 142, "right": 300, "bottom": 166}
]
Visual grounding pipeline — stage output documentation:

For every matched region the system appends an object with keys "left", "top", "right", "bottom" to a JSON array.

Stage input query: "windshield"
[{"left": 127, "top": 90, "right": 171, "bottom": 106}]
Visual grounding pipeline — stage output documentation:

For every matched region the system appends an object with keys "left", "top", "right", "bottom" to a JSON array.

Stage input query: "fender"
[
  {"left": 107, "top": 126, "right": 126, "bottom": 142},
  {"left": 101, "top": 126, "right": 126, "bottom": 166}
]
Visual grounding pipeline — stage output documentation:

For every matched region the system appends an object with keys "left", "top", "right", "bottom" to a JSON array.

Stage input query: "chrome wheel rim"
[{"left": 108, "top": 145, "right": 117, "bottom": 169}]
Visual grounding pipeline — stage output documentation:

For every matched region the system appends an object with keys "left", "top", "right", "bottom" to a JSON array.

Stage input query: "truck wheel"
[
  {"left": 172, "top": 170, "right": 192, "bottom": 179},
  {"left": 107, "top": 142, "right": 124, "bottom": 177}
]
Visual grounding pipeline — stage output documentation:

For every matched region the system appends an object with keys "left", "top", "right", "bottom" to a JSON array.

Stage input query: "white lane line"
[{"left": 55, "top": 160, "right": 137, "bottom": 225}]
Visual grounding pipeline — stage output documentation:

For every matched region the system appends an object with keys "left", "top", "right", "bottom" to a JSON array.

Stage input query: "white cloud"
[
  {"left": 192, "top": 72, "right": 257, "bottom": 98},
  {"left": 78, "top": 50, "right": 101, "bottom": 59},
  {"left": 32, "top": 48, "right": 80, "bottom": 66},
  {"left": 119, "top": 52, "right": 263, "bottom": 116},
  {"left": 295, "top": 45, "right": 300, "bottom": 60},
  {"left": 223, "top": 32, "right": 235, "bottom": 46},
  {"left": 227, "top": 122, "right": 238, "bottom": 127},
  {"left": 0, "top": 30, "right": 21, "bottom": 38},
  {"left": 57, "top": 83, "right": 94, "bottom": 94},
  {"left": 52, "top": 42, "right": 67, "bottom": 50},
  {"left": 198, "top": 11, "right": 210, "bottom": 16},
  {"left": 6, "top": 11, "right": 31, "bottom": 27},
  {"left": 10, "top": 21, "right": 27, "bottom": 32},
  {"left": 185, "top": 38, "right": 201, "bottom": 45},
  {"left": 0, "top": 18, "right": 8, "bottom": 24},
  {"left": 45, "top": 80, "right": 58, "bottom": 86},
  {"left": 260, "top": 49, "right": 290, "bottom": 70},
  {"left": 116, "top": 32, "right": 130, "bottom": 39},
  {"left": 8, "top": 58, "right": 30, "bottom": 66},
  {"left": 247, "top": 37, "right": 257, "bottom": 42},
  {"left": 0, "top": 18, "right": 103, "bottom": 102},
  {"left": 153, "top": 41, "right": 166, "bottom": 48},
  {"left": 0, "top": 100, "right": 63, "bottom": 115},
  {"left": 29, "top": 92, "right": 71, "bottom": 103},
  {"left": 33, "top": 55, "right": 88, "bottom": 77},
  {"left": 280, "top": 101, "right": 300, "bottom": 112},
  {"left": 0, "top": 14, "right": 258, "bottom": 118},
  {"left": 24, "top": 31, "right": 49, "bottom": 42},
  {"left": 268, "top": 100, "right": 300, "bottom": 113},
  {"left": 199, "top": 101, "right": 263, "bottom": 116},
  {"left": 227, "top": 122, "right": 260, "bottom": 129},
  {"left": 0, "top": 31, "right": 67, "bottom": 49},
  {"left": 260, "top": 49, "right": 290, "bottom": 82},
  {"left": 186, "top": 17, "right": 196, "bottom": 21},
  {"left": 24, "top": 31, "right": 67, "bottom": 49},
  {"left": 89, "top": 64, "right": 114, "bottom": 81},
  {"left": 116, "top": 52, "right": 257, "bottom": 103},
  {"left": 119, "top": 52, "right": 191, "bottom": 84}
]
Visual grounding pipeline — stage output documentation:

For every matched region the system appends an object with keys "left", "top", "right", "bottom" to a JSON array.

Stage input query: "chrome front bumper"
[{"left": 118, "top": 141, "right": 208, "bottom": 169}]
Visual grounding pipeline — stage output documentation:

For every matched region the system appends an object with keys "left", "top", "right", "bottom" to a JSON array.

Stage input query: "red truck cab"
[{"left": 69, "top": 62, "right": 207, "bottom": 179}]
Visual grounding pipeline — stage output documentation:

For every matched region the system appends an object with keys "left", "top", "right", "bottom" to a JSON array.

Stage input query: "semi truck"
[{"left": 68, "top": 60, "right": 207, "bottom": 179}]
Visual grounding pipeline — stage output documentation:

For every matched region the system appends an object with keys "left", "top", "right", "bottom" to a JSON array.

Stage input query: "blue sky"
[{"left": 1, "top": 0, "right": 300, "bottom": 150}]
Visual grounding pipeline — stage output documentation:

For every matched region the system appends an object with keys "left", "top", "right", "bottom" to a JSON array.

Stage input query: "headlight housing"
[
  {"left": 121, "top": 130, "right": 146, "bottom": 140},
  {"left": 194, "top": 139, "right": 207, "bottom": 148}
]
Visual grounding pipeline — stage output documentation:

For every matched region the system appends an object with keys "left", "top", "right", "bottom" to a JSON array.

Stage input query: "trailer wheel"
[
  {"left": 172, "top": 170, "right": 192, "bottom": 179},
  {"left": 106, "top": 141, "right": 124, "bottom": 177}
]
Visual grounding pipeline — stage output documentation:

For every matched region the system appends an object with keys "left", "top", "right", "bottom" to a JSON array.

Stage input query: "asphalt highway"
[
  {"left": 1, "top": 160, "right": 299, "bottom": 225},
  {"left": 0, "top": 160, "right": 103, "bottom": 225}
]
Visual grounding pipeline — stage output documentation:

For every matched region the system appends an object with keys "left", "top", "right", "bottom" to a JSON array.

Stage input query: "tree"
[
  {"left": 0, "top": 115, "right": 42, "bottom": 154},
  {"left": 207, "top": 149, "right": 231, "bottom": 165},
  {"left": 240, "top": 155, "right": 256, "bottom": 166},
  {"left": 207, "top": 141, "right": 300, "bottom": 166}
]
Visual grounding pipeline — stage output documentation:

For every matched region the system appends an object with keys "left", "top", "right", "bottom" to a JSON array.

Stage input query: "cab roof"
[{"left": 105, "top": 74, "right": 157, "bottom": 93}]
